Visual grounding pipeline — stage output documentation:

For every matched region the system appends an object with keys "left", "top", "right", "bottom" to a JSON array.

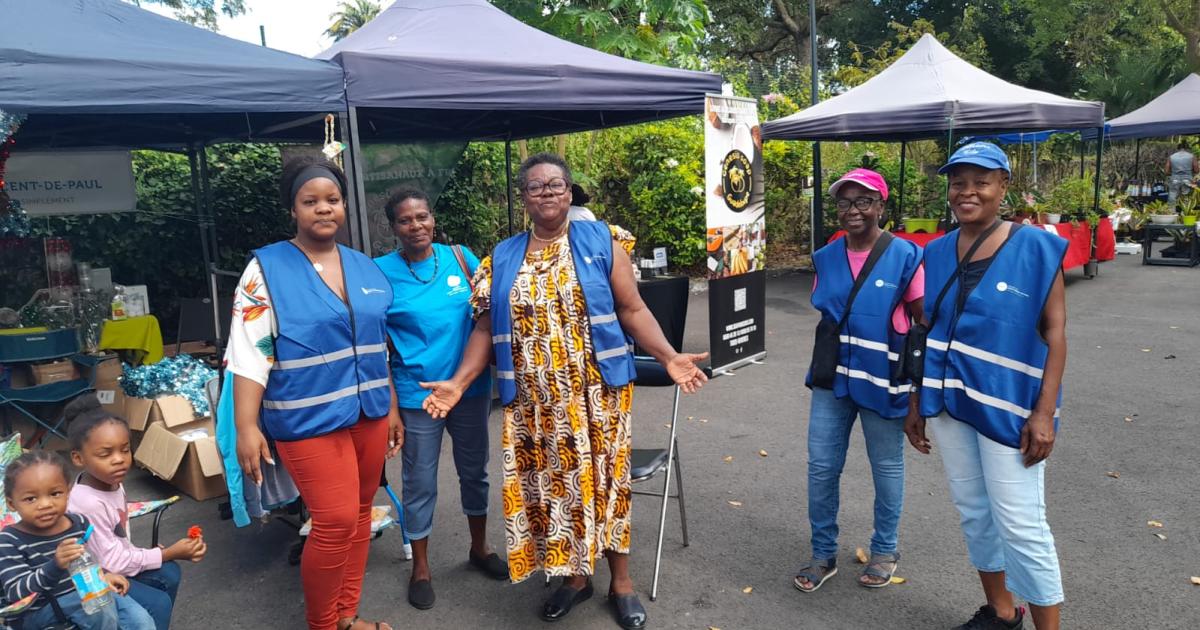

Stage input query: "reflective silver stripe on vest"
[
  {"left": 930, "top": 378, "right": 1060, "bottom": 419},
  {"left": 594, "top": 344, "right": 631, "bottom": 361},
  {"left": 496, "top": 370, "right": 515, "bottom": 380},
  {"left": 492, "top": 334, "right": 512, "bottom": 344},
  {"left": 838, "top": 334, "right": 900, "bottom": 361},
  {"left": 262, "top": 377, "right": 391, "bottom": 410},
  {"left": 926, "top": 338, "right": 950, "bottom": 351},
  {"left": 273, "top": 344, "right": 388, "bottom": 371},
  {"left": 589, "top": 313, "right": 618, "bottom": 326},
  {"left": 836, "top": 365, "right": 912, "bottom": 394},
  {"left": 948, "top": 340, "right": 1044, "bottom": 379}
]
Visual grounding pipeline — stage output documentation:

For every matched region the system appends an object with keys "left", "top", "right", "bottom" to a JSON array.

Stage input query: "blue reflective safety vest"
[
  {"left": 490, "top": 221, "right": 637, "bottom": 406},
  {"left": 807, "top": 236, "right": 922, "bottom": 418},
  {"left": 919, "top": 225, "right": 1068, "bottom": 448},
  {"left": 254, "top": 241, "right": 393, "bottom": 441}
]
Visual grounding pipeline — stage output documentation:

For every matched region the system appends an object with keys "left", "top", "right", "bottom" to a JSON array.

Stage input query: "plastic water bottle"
[
  {"left": 70, "top": 525, "right": 112, "bottom": 615},
  {"left": 109, "top": 285, "right": 127, "bottom": 321}
]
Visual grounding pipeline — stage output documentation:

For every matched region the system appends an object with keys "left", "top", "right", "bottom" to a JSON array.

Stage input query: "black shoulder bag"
[
  {"left": 809, "top": 232, "right": 894, "bottom": 389},
  {"left": 896, "top": 220, "right": 1005, "bottom": 384}
]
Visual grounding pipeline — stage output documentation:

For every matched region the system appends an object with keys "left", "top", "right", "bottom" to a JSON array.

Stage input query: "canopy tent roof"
[
  {"left": 761, "top": 34, "right": 1104, "bottom": 142},
  {"left": 316, "top": 0, "right": 724, "bottom": 141},
  {"left": 1093, "top": 73, "right": 1200, "bottom": 141},
  {"left": 1, "top": 0, "right": 346, "bottom": 149}
]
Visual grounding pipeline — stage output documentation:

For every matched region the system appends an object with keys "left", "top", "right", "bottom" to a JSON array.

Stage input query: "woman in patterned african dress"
[{"left": 420, "top": 153, "right": 708, "bottom": 630}]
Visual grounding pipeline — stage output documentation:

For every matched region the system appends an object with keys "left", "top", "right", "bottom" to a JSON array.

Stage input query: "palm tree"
[{"left": 326, "top": 0, "right": 382, "bottom": 42}]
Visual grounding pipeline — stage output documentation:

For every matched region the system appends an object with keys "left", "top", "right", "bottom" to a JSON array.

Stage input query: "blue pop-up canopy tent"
[
  {"left": 316, "top": 0, "right": 723, "bottom": 142},
  {"left": 1, "top": 0, "right": 346, "bottom": 149},
  {"left": 0, "top": 0, "right": 350, "bottom": 346},
  {"left": 315, "top": 0, "right": 724, "bottom": 238},
  {"left": 1088, "top": 74, "right": 1200, "bottom": 141}
]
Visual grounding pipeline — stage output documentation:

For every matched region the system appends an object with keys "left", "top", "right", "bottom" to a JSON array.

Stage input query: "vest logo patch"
[
  {"left": 361, "top": 287, "right": 385, "bottom": 295},
  {"left": 874, "top": 278, "right": 898, "bottom": 289},
  {"left": 447, "top": 275, "right": 461, "bottom": 288},
  {"left": 995, "top": 281, "right": 1029, "bottom": 298}
]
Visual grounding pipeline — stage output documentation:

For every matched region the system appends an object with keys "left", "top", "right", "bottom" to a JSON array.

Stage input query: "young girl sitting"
[
  {"left": 66, "top": 395, "right": 206, "bottom": 630},
  {"left": 0, "top": 450, "right": 155, "bottom": 629}
]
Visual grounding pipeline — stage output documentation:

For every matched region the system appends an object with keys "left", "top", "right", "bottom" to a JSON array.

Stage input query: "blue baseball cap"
[{"left": 938, "top": 142, "right": 1011, "bottom": 175}]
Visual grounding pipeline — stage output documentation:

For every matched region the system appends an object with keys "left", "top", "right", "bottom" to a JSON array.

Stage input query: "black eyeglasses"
[
  {"left": 835, "top": 196, "right": 881, "bottom": 211},
  {"left": 523, "top": 178, "right": 569, "bottom": 196}
]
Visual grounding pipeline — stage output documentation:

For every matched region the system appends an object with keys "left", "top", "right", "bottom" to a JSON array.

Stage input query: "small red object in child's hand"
[{"left": 187, "top": 525, "right": 202, "bottom": 539}]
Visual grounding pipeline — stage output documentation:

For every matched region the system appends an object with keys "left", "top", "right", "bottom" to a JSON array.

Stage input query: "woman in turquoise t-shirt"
[{"left": 373, "top": 188, "right": 506, "bottom": 611}]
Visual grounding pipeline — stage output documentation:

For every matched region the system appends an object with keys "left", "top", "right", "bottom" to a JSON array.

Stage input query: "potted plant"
[
  {"left": 1144, "top": 200, "right": 1177, "bottom": 225},
  {"left": 1177, "top": 194, "right": 1198, "bottom": 226},
  {"left": 1045, "top": 177, "right": 1113, "bottom": 225},
  {"left": 902, "top": 209, "right": 940, "bottom": 233}
]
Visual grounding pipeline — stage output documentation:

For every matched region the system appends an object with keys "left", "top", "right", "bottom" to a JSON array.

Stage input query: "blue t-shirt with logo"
[{"left": 374, "top": 243, "right": 491, "bottom": 408}]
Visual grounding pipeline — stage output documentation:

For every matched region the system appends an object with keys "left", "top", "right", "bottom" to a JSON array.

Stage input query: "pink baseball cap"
[{"left": 828, "top": 168, "right": 889, "bottom": 201}]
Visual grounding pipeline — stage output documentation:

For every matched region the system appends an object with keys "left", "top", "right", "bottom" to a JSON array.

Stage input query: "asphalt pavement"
[{"left": 133, "top": 252, "right": 1199, "bottom": 629}]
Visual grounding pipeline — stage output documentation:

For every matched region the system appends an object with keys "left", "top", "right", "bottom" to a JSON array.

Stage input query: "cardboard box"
[
  {"left": 125, "top": 395, "right": 197, "bottom": 432},
  {"left": 91, "top": 356, "right": 126, "bottom": 419},
  {"left": 134, "top": 417, "right": 226, "bottom": 502},
  {"left": 29, "top": 360, "right": 79, "bottom": 385},
  {"left": 91, "top": 356, "right": 123, "bottom": 384}
]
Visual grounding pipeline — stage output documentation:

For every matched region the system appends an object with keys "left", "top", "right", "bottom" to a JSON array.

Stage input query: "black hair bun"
[{"left": 64, "top": 394, "right": 102, "bottom": 423}]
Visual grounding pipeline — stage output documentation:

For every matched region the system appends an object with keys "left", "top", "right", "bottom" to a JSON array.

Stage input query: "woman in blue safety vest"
[
  {"left": 906, "top": 142, "right": 1068, "bottom": 630},
  {"left": 419, "top": 153, "right": 708, "bottom": 630},
  {"left": 227, "top": 156, "right": 404, "bottom": 630},
  {"left": 795, "top": 168, "right": 925, "bottom": 594}
]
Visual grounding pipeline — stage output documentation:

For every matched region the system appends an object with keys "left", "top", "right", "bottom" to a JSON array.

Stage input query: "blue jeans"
[
  {"left": 929, "top": 414, "right": 1064, "bottom": 606},
  {"left": 22, "top": 589, "right": 154, "bottom": 630},
  {"left": 128, "top": 561, "right": 181, "bottom": 630},
  {"left": 807, "top": 387, "right": 906, "bottom": 560},
  {"left": 400, "top": 395, "right": 491, "bottom": 540}
]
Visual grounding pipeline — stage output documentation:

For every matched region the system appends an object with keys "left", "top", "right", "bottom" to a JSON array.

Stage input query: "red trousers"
[{"left": 276, "top": 417, "right": 388, "bottom": 630}]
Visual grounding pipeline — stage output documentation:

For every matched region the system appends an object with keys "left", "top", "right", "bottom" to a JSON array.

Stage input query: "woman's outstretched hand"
[
  {"left": 665, "top": 352, "right": 709, "bottom": 394},
  {"left": 420, "top": 380, "right": 464, "bottom": 419}
]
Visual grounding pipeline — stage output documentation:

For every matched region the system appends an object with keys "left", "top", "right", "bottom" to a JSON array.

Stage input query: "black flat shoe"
[
  {"left": 408, "top": 578, "right": 435, "bottom": 610},
  {"left": 540, "top": 581, "right": 593, "bottom": 622},
  {"left": 468, "top": 550, "right": 510, "bottom": 581},
  {"left": 608, "top": 591, "right": 647, "bottom": 630}
]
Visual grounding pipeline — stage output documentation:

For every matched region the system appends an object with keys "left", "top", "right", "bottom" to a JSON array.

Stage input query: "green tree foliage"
[
  {"left": 433, "top": 143, "right": 509, "bottom": 254},
  {"left": 130, "top": 0, "right": 246, "bottom": 30},
  {"left": 326, "top": 0, "right": 383, "bottom": 42},
  {"left": 489, "top": 0, "right": 709, "bottom": 67}
]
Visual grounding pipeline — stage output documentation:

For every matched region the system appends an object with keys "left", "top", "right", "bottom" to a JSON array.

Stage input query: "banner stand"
[{"left": 704, "top": 94, "right": 767, "bottom": 375}]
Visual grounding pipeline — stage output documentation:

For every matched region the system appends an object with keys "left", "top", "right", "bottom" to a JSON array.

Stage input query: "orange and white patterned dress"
[{"left": 471, "top": 226, "right": 636, "bottom": 583}]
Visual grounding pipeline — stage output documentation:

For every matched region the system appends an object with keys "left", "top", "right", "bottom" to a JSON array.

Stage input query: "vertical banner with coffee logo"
[{"left": 704, "top": 94, "right": 766, "bottom": 373}]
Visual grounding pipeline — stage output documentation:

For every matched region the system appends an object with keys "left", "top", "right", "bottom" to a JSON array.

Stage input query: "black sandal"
[
  {"left": 608, "top": 589, "right": 647, "bottom": 630},
  {"left": 408, "top": 578, "right": 435, "bottom": 610},
  {"left": 468, "top": 550, "right": 510, "bottom": 581},
  {"left": 541, "top": 579, "right": 593, "bottom": 622}
]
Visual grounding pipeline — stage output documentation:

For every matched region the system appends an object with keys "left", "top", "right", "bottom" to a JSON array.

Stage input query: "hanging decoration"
[
  {"left": 322, "top": 113, "right": 346, "bottom": 168},
  {"left": 0, "top": 109, "right": 31, "bottom": 238}
]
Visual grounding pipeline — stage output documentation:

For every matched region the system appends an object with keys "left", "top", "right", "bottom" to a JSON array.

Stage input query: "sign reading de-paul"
[{"left": 720, "top": 149, "right": 753, "bottom": 211}]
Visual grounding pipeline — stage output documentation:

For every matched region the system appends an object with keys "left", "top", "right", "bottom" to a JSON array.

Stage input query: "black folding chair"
[{"left": 629, "top": 276, "right": 691, "bottom": 601}]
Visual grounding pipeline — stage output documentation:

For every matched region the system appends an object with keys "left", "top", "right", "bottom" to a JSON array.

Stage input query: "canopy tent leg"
[
  {"left": 505, "top": 139, "right": 514, "bottom": 237},
  {"left": 1086, "top": 126, "right": 1104, "bottom": 279},
  {"left": 897, "top": 141, "right": 906, "bottom": 222},
  {"left": 1079, "top": 138, "right": 1086, "bottom": 178},
  {"left": 1133, "top": 138, "right": 1141, "bottom": 182},
  {"left": 943, "top": 127, "right": 955, "bottom": 227},
  {"left": 345, "top": 107, "right": 370, "bottom": 253},
  {"left": 188, "top": 146, "right": 221, "bottom": 349},
  {"left": 1033, "top": 140, "right": 1039, "bottom": 187},
  {"left": 809, "top": 0, "right": 824, "bottom": 250}
]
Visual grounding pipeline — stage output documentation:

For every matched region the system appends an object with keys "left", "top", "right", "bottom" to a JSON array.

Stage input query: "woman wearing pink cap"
[{"left": 795, "top": 168, "right": 924, "bottom": 593}]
